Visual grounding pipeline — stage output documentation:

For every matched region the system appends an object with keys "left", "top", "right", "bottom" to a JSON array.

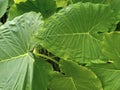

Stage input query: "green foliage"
[
  {"left": 71, "top": 0, "right": 120, "bottom": 22},
  {"left": 110, "top": 0, "right": 120, "bottom": 22},
  {"left": 8, "top": 0, "right": 57, "bottom": 20},
  {"left": 0, "top": 0, "right": 8, "bottom": 18},
  {"left": 49, "top": 60, "right": 102, "bottom": 90},
  {"left": 0, "top": 12, "right": 41, "bottom": 59},
  {"left": 0, "top": 0, "right": 120, "bottom": 90},
  {"left": 36, "top": 2, "right": 115, "bottom": 63},
  {"left": 0, "top": 12, "right": 53, "bottom": 89}
]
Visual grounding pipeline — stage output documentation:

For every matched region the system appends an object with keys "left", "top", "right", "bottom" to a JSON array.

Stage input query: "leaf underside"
[{"left": 0, "top": 12, "right": 53, "bottom": 90}]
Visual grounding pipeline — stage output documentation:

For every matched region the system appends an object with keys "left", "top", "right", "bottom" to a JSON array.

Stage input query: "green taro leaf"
[
  {"left": 103, "top": 32, "right": 120, "bottom": 64},
  {"left": 0, "top": 12, "right": 41, "bottom": 60},
  {"left": 0, "top": 22, "right": 2, "bottom": 26},
  {"left": 89, "top": 62, "right": 120, "bottom": 90},
  {"left": 49, "top": 60, "right": 103, "bottom": 90},
  {"left": 0, "top": 0, "right": 8, "bottom": 18},
  {"left": 71, "top": 0, "right": 120, "bottom": 22},
  {"left": 71, "top": 0, "right": 107, "bottom": 3},
  {"left": 32, "top": 57, "right": 53, "bottom": 90},
  {"left": 89, "top": 32, "right": 120, "bottom": 90},
  {"left": 89, "top": 63, "right": 120, "bottom": 90},
  {"left": 0, "top": 12, "right": 52, "bottom": 90},
  {"left": 0, "top": 54, "right": 53, "bottom": 90},
  {"left": 8, "top": 0, "right": 14, "bottom": 7},
  {"left": 37, "top": 2, "right": 114, "bottom": 63},
  {"left": 8, "top": 0, "right": 57, "bottom": 20},
  {"left": 110, "top": 0, "right": 120, "bottom": 22}
]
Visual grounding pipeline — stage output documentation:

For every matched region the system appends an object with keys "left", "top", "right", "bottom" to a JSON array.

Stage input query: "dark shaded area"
[
  {"left": 56, "top": 7, "right": 63, "bottom": 12},
  {"left": 116, "top": 22, "right": 120, "bottom": 31},
  {"left": 0, "top": 13, "right": 8, "bottom": 24},
  {"left": 39, "top": 48, "right": 60, "bottom": 72},
  {"left": 107, "top": 61, "right": 113, "bottom": 64},
  {"left": 0, "top": 6, "right": 10, "bottom": 24},
  {"left": 47, "top": 58, "right": 60, "bottom": 71}
]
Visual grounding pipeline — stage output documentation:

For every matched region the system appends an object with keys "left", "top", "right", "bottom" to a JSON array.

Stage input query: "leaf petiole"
[{"left": 33, "top": 48, "right": 59, "bottom": 64}]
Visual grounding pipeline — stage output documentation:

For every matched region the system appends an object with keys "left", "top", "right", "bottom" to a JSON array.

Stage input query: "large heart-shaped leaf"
[
  {"left": 0, "top": 0, "right": 8, "bottom": 18},
  {"left": 49, "top": 60, "right": 103, "bottom": 90},
  {"left": 0, "top": 12, "right": 52, "bottom": 90},
  {"left": 37, "top": 2, "right": 114, "bottom": 63},
  {"left": 8, "top": 0, "right": 56, "bottom": 20},
  {"left": 89, "top": 32, "right": 120, "bottom": 90}
]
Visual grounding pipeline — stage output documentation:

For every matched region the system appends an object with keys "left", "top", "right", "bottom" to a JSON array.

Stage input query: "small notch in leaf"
[
  {"left": 97, "top": 31, "right": 104, "bottom": 34},
  {"left": 107, "top": 60, "right": 114, "bottom": 64}
]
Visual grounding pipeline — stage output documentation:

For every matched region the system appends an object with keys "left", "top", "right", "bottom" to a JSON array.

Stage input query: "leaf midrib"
[
  {"left": 69, "top": 77, "right": 77, "bottom": 90},
  {"left": 43, "top": 32, "right": 101, "bottom": 42},
  {"left": 0, "top": 53, "right": 34, "bottom": 63}
]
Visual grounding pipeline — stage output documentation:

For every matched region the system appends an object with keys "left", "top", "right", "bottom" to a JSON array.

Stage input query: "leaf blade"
[
  {"left": 88, "top": 32, "right": 120, "bottom": 90},
  {"left": 0, "top": 0, "right": 8, "bottom": 18},
  {"left": 37, "top": 2, "right": 114, "bottom": 63},
  {"left": 0, "top": 12, "right": 53, "bottom": 90},
  {"left": 49, "top": 60, "right": 103, "bottom": 90},
  {"left": 8, "top": 0, "right": 57, "bottom": 20}
]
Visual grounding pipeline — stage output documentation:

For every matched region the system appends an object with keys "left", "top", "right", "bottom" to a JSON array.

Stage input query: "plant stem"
[{"left": 33, "top": 48, "right": 59, "bottom": 64}]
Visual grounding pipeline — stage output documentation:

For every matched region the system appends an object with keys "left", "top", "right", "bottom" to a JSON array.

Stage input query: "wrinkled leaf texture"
[
  {"left": 0, "top": 12, "right": 53, "bottom": 90},
  {"left": 72, "top": 0, "right": 120, "bottom": 22}
]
